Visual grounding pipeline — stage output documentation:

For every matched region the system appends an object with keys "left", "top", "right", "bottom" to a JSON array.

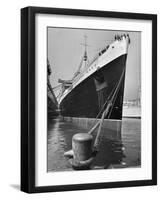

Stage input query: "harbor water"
[{"left": 47, "top": 117, "right": 141, "bottom": 172}]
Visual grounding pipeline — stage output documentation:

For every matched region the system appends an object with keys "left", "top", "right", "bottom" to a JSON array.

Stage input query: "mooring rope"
[
  {"left": 89, "top": 68, "right": 126, "bottom": 151},
  {"left": 88, "top": 81, "right": 118, "bottom": 132},
  {"left": 64, "top": 68, "right": 126, "bottom": 169}
]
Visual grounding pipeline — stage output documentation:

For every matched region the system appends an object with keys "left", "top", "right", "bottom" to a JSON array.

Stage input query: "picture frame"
[{"left": 21, "top": 6, "right": 157, "bottom": 193}]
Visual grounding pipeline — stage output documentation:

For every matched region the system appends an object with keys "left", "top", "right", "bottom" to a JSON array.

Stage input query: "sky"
[{"left": 47, "top": 27, "right": 141, "bottom": 101}]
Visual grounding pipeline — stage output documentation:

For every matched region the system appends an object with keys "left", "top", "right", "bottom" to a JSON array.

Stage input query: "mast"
[
  {"left": 72, "top": 35, "right": 89, "bottom": 79},
  {"left": 82, "top": 35, "right": 88, "bottom": 69}
]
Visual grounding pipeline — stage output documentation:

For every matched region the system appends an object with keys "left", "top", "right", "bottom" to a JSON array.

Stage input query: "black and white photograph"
[
  {"left": 20, "top": 6, "right": 157, "bottom": 193},
  {"left": 47, "top": 27, "right": 141, "bottom": 172}
]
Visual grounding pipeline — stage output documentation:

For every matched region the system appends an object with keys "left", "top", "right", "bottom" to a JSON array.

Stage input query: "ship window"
[
  {"left": 101, "top": 48, "right": 106, "bottom": 54},
  {"left": 106, "top": 45, "right": 109, "bottom": 50}
]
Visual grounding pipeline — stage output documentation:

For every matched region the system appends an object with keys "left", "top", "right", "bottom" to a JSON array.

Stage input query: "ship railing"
[
  {"left": 67, "top": 44, "right": 111, "bottom": 89},
  {"left": 59, "top": 70, "right": 87, "bottom": 99},
  {"left": 71, "top": 54, "right": 100, "bottom": 87},
  {"left": 59, "top": 36, "right": 128, "bottom": 100},
  {"left": 73, "top": 35, "right": 128, "bottom": 87}
]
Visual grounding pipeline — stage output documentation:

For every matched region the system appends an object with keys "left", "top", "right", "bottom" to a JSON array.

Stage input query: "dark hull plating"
[
  {"left": 48, "top": 95, "right": 58, "bottom": 118},
  {"left": 59, "top": 54, "right": 127, "bottom": 120},
  {"left": 48, "top": 82, "right": 59, "bottom": 118}
]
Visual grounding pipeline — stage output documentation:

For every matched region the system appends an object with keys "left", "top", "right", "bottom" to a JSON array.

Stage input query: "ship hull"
[
  {"left": 48, "top": 82, "right": 59, "bottom": 118},
  {"left": 59, "top": 54, "right": 127, "bottom": 120},
  {"left": 48, "top": 95, "right": 59, "bottom": 118}
]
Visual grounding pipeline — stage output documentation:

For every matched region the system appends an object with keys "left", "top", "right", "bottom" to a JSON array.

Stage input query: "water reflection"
[{"left": 47, "top": 118, "right": 141, "bottom": 171}]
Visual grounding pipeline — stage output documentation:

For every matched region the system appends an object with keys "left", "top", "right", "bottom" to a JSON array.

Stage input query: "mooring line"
[{"left": 88, "top": 68, "right": 125, "bottom": 136}]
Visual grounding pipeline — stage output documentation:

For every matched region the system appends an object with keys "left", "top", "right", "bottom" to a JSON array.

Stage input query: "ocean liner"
[
  {"left": 54, "top": 34, "right": 130, "bottom": 120},
  {"left": 47, "top": 60, "right": 58, "bottom": 118}
]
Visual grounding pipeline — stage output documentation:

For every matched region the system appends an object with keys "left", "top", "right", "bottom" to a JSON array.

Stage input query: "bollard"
[{"left": 72, "top": 133, "right": 93, "bottom": 169}]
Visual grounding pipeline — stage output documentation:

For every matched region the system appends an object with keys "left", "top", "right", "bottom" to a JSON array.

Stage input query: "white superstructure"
[{"left": 56, "top": 35, "right": 130, "bottom": 105}]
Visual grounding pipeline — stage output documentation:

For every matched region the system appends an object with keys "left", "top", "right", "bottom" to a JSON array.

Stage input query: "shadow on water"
[
  {"left": 47, "top": 117, "right": 141, "bottom": 172},
  {"left": 92, "top": 137, "right": 125, "bottom": 169}
]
